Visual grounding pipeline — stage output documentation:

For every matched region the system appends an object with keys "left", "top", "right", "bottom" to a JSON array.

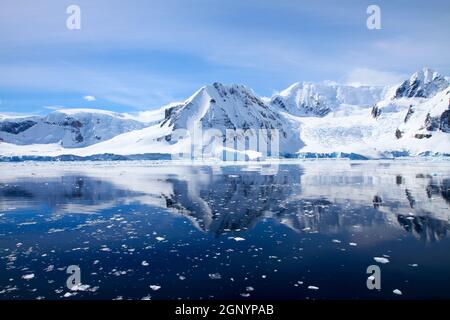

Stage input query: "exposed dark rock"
[
  {"left": 425, "top": 113, "right": 440, "bottom": 131},
  {"left": 415, "top": 133, "right": 432, "bottom": 139},
  {"left": 440, "top": 110, "right": 450, "bottom": 132},
  {"left": 371, "top": 105, "right": 381, "bottom": 118},
  {"left": 75, "top": 133, "right": 84, "bottom": 143},
  {"left": 404, "top": 105, "right": 414, "bottom": 123},
  {"left": 0, "top": 120, "right": 37, "bottom": 134}
]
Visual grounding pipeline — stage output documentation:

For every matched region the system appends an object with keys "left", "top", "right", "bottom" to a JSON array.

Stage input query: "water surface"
[{"left": 0, "top": 160, "right": 449, "bottom": 300}]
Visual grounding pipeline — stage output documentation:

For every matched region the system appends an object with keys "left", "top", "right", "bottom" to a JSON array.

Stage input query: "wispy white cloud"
[
  {"left": 43, "top": 105, "right": 65, "bottom": 110},
  {"left": 345, "top": 68, "right": 407, "bottom": 87},
  {"left": 83, "top": 95, "right": 96, "bottom": 102}
]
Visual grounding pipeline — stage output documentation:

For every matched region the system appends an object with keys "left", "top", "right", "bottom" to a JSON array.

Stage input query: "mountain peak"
[
  {"left": 411, "top": 67, "right": 443, "bottom": 83},
  {"left": 394, "top": 68, "right": 448, "bottom": 99},
  {"left": 271, "top": 81, "right": 386, "bottom": 117}
]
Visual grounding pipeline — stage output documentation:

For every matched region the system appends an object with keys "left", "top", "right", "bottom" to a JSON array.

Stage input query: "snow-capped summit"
[
  {"left": 270, "top": 82, "right": 386, "bottom": 117},
  {"left": 162, "top": 82, "right": 282, "bottom": 131},
  {"left": 159, "top": 82, "right": 303, "bottom": 154},
  {"left": 394, "top": 68, "right": 448, "bottom": 99}
]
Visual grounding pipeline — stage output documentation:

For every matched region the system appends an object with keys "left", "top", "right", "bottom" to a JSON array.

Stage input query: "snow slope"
[
  {"left": 270, "top": 82, "right": 388, "bottom": 117},
  {"left": 0, "top": 109, "right": 153, "bottom": 148}
]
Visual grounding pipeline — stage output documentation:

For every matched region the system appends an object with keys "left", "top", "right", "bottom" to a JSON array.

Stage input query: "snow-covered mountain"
[
  {"left": 0, "top": 109, "right": 150, "bottom": 148},
  {"left": 0, "top": 68, "right": 448, "bottom": 160},
  {"left": 158, "top": 82, "right": 303, "bottom": 155},
  {"left": 371, "top": 68, "right": 449, "bottom": 142},
  {"left": 295, "top": 69, "right": 449, "bottom": 158},
  {"left": 270, "top": 82, "right": 388, "bottom": 117},
  {"left": 393, "top": 68, "right": 448, "bottom": 99}
]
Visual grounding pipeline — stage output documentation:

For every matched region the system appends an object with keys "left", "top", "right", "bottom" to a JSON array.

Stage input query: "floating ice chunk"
[
  {"left": 71, "top": 284, "right": 90, "bottom": 291},
  {"left": 22, "top": 274, "right": 35, "bottom": 280},
  {"left": 179, "top": 276, "right": 186, "bottom": 280},
  {"left": 393, "top": 289, "right": 403, "bottom": 295},
  {"left": 240, "top": 293, "right": 250, "bottom": 298},
  {"left": 374, "top": 257, "right": 390, "bottom": 264},
  {"left": 349, "top": 243, "right": 357, "bottom": 246},
  {"left": 246, "top": 286, "right": 254, "bottom": 292},
  {"left": 408, "top": 264, "right": 419, "bottom": 267},
  {"left": 44, "top": 265, "right": 54, "bottom": 272},
  {"left": 228, "top": 237, "right": 245, "bottom": 241},
  {"left": 149, "top": 285, "right": 161, "bottom": 291},
  {"left": 141, "top": 261, "right": 149, "bottom": 267},
  {"left": 208, "top": 273, "right": 222, "bottom": 280},
  {"left": 141, "top": 295, "right": 152, "bottom": 300},
  {"left": 332, "top": 239, "right": 341, "bottom": 243},
  {"left": 308, "top": 286, "right": 319, "bottom": 290},
  {"left": 63, "top": 292, "right": 76, "bottom": 298},
  {"left": 155, "top": 237, "right": 165, "bottom": 241}
]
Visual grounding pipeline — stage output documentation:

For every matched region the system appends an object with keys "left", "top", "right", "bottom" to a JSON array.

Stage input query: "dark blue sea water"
[{"left": 0, "top": 161, "right": 449, "bottom": 300}]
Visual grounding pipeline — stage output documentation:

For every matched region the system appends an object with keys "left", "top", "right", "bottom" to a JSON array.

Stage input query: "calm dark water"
[{"left": 0, "top": 161, "right": 449, "bottom": 300}]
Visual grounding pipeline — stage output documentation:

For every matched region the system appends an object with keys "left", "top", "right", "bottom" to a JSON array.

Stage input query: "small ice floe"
[
  {"left": 308, "top": 286, "right": 319, "bottom": 290},
  {"left": 374, "top": 257, "right": 390, "bottom": 264},
  {"left": 246, "top": 286, "right": 254, "bottom": 292},
  {"left": 408, "top": 264, "right": 419, "bottom": 267},
  {"left": 393, "top": 289, "right": 403, "bottom": 295},
  {"left": 261, "top": 275, "right": 267, "bottom": 279},
  {"left": 18, "top": 222, "right": 37, "bottom": 226},
  {"left": 349, "top": 243, "right": 358, "bottom": 246},
  {"left": 71, "top": 284, "right": 90, "bottom": 291},
  {"left": 63, "top": 292, "right": 76, "bottom": 298},
  {"left": 149, "top": 285, "right": 161, "bottom": 291},
  {"left": 240, "top": 293, "right": 250, "bottom": 298},
  {"left": 22, "top": 274, "right": 35, "bottom": 280},
  {"left": 100, "top": 247, "right": 111, "bottom": 252},
  {"left": 208, "top": 273, "right": 222, "bottom": 280},
  {"left": 48, "top": 228, "right": 65, "bottom": 234},
  {"left": 141, "top": 295, "right": 152, "bottom": 300},
  {"left": 229, "top": 237, "right": 245, "bottom": 241},
  {"left": 44, "top": 265, "right": 54, "bottom": 272},
  {"left": 155, "top": 237, "right": 165, "bottom": 242},
  {"left": 179, "top": 275, "right": 186, "bottom": 280},
  {"left": 141, "top": 261, "right": 149, "bottom": 267},
  {"left": 332, "top": 239, "right": 341, "bottom": 244}
]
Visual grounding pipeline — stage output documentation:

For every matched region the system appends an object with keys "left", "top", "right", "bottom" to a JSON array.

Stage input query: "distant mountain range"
[{"left": 1, "top": 68, "right": 449, "bottom": 160}]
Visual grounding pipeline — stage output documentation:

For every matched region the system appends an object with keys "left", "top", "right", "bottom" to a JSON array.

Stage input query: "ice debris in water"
[
  {"left": 308, "top": 286, "right": 319, "bottom": 290},
  {"left": 374, "top": 257, "right": 390, "bottom": 264},
  {"left": 208, "top": 273, "right": 222, "bottom": 280},
  {"left": 229, "top": 237, "right": 245, "bottom": 241},
  {"left": 71, "top": 284, "right": 90, "bottom": 291},
  {"left": 393, "top": 289, "right": 403, "bottom": 295},
  {"left": 22, "top": 274, "right": 35, "bottom": 280},
  {"left": 149, "top": 285, "right": 161, "bottom": 291}
]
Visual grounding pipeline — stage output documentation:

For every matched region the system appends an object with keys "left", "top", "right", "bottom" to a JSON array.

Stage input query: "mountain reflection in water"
[{"left": 0, "top": 161, "right": 449, "bottom": 300}]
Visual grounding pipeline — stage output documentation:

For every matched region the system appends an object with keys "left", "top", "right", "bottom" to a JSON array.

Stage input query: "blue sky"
[{"left": 0, "top": 0, "right": 449, "bottom": 115}]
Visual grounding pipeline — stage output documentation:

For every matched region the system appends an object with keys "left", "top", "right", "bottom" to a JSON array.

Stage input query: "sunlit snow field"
[{"left": 0, "top": 160, "right": 449, "bottom": 300}]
